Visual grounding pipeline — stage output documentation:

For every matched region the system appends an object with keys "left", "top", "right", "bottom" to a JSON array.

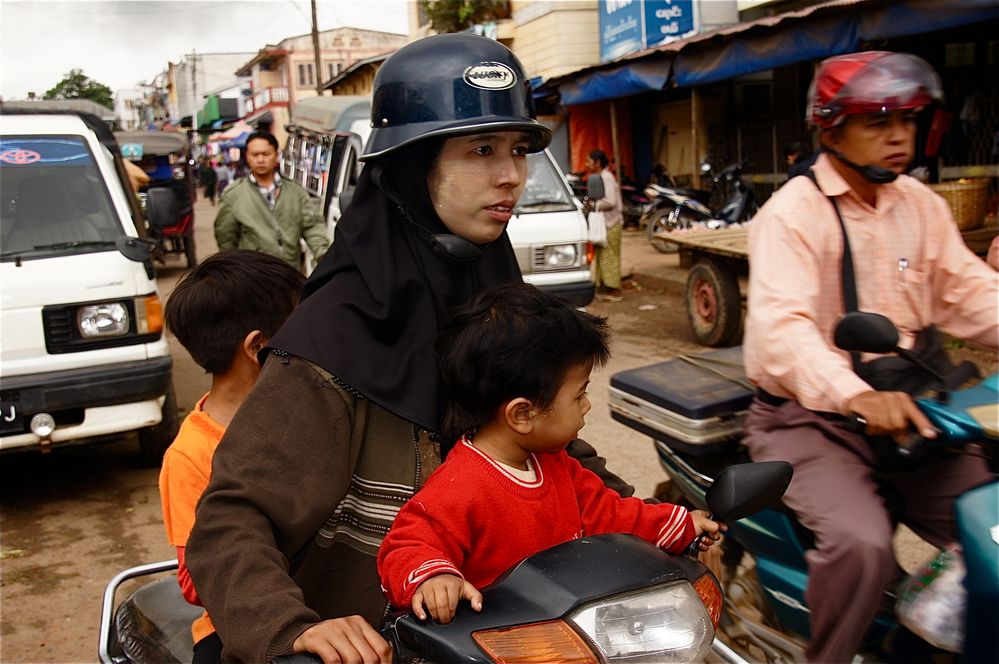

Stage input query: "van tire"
[{"left": 138, "top": 385, "right": 179, "bottom": 466}]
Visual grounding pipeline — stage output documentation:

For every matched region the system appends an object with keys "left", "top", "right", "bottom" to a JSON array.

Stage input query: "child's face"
[{"left": 527, "top": 362, "right": 593, "bottom": 452}]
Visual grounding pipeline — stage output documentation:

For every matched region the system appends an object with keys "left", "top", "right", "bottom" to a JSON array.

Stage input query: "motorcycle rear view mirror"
[
  {"left": 706, "top": 461, "right": 792, "bottom": 522},
  {"left": 700, "top": 162, "right": 712, "bottom": 174},
  {"left": 833, "top": 311, "right": 899, "bottom": 354}
]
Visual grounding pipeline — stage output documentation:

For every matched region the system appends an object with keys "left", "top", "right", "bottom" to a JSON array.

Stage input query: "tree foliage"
[
  {"left": 43, "top": 69, "right": 113, "bottom": 109},
  {"left": 420, "top": 0, "right": 506, "bottom": 34}
]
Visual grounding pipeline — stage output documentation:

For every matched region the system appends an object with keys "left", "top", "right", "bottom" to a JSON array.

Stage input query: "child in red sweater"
[{"left": 377, "top": 283, "right": 723, "bottom": 624}]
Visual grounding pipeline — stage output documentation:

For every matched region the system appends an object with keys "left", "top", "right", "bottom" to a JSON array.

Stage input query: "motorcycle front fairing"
[{"left": 385, "top": 533, "right": 717, "bottom": 664}]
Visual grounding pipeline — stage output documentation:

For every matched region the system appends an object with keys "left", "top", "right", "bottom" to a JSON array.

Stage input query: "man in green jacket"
[{"left": 214, "top": 131, "right": 329, "bottom": 268}]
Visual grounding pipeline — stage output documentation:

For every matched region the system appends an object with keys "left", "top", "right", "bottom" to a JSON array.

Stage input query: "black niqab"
[{"left": 267, "top": 141, "right": 522, "bottom": 433}]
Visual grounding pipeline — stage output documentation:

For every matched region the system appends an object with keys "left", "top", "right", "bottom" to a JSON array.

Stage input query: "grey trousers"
[{"left": 742, "top": 398, "right": 991, "bottom": 663}]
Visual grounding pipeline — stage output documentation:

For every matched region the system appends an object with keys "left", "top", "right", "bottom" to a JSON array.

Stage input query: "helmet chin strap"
[
  {"left": 823, "top": 146, "right": 900, "bottom": 184},
  {"left": 371, "top": 163, "right": 484, "bottom": 264}
]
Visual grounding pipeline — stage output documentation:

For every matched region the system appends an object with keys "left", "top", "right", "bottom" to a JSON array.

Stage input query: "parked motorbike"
[
  {"left": 609, "top": 312, "right": 998, "bottom": 662},
  {"left": 566, "top": 170, "right": 652, "bottom": 227},
  {"left": 99, "top": 462, "right": 792, "bottom": 664},
  {"left": 644, "top": 161, "right": 758, "bottom": 254}
]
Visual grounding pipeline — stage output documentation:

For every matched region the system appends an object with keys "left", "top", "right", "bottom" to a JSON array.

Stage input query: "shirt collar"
[{"left": 249, "top": 172, "right": 280, "bottom": 189}]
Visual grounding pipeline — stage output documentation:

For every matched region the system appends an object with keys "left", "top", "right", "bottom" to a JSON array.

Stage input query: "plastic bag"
[
  {"left": 588, "top": 209, "right": 608, "bottom": 247},
  {"left": 895, "top": 543, "right": 965, "bottom": 653}
]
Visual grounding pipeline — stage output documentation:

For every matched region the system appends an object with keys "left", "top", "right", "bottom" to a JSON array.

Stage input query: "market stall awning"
[{"left": 552, "top": 0, "right": 998, "bottom": 105}]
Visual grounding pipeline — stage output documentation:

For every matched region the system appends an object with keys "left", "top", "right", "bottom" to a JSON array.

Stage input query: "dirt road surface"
[{"left": 2, "top": 203, "right": 994, "bottom": 662}]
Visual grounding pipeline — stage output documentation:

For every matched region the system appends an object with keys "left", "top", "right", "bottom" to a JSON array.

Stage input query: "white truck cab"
[
  {"left": 281, "top": 97, "right": 595, "bottom": 306},
  {"left": 0, "top": 109, "right": 177, "bottom": 464}
]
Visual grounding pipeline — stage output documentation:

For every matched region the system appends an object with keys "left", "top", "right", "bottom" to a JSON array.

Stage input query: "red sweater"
[{"left": 378, "top": 440, "right": 695, "bottom": 608}]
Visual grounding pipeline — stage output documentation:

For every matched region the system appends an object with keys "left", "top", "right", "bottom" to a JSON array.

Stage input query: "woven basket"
[{"left": 929, "top": 179, "right": 989, "bottom": 231}]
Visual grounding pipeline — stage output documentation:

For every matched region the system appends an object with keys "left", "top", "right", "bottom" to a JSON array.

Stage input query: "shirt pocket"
[{"left": 894, "top": 266, "right": 930, "bottom": 332}]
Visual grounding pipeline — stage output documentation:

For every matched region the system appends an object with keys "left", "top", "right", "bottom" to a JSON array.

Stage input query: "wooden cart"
[{"left": 664, "top": 220, "right": 999, "bottom": 348}]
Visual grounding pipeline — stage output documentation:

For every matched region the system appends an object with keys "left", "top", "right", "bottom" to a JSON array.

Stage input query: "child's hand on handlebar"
[
  {"left": 412, "top": 574, "right": 482, "bottom": 624},
  {"left": 691, "top": 510, "right": 727, "bottom": 551}
]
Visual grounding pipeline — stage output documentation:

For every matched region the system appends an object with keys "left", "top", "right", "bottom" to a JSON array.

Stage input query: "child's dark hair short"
[
  {"left": 435, "top": 282, "right": 610, "bottom": 444},
  {"left": 165, "top": 250, "right": 305, "bottom": 374}
]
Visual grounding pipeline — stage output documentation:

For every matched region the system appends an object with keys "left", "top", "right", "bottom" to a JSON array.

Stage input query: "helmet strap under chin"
[{"left": 823, "top": 146, "right": 900, "bottom": 184}]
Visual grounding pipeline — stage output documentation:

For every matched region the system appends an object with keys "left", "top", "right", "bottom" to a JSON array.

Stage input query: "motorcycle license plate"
[{"left": 0, "top": 396, "right": 24, "bottom": 435}]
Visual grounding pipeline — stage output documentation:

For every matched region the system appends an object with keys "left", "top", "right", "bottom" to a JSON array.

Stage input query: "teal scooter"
[{"left": 609, "top": 311, "right": 997, "bottom": 662}]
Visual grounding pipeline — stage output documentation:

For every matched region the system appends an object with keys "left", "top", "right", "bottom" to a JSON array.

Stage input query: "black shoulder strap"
[{"left": 805, "top": 168, "right": 861, "bottom": 370}]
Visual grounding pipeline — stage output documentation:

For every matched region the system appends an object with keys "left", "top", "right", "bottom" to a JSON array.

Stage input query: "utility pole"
[
  {"left": 311, "top": 0, "right": 323, "bottom": 96},
  {"left": 190, "top": 48, "right": 198, "bottom": 129}
]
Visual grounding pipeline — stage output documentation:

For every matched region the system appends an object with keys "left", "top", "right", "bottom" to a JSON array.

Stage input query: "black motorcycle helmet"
[{"left": 361, "top": 33, "right": 551, "bottom": 162}]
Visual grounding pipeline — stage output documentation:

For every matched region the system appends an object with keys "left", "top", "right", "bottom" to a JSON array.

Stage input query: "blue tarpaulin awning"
[
  {"left": 220, "top": 131, "right": 249, "bottom": 149},
  {"left": 556, "top": 0, "right": 998, "bottom": 105}
]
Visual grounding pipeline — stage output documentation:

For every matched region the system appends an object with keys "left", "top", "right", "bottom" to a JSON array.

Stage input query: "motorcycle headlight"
[
  {"left": 77, "top": 303, "right": 129, "bottom": 338},
  {"left": 568, "top": 582, "right": 715, "bottom": 663}
]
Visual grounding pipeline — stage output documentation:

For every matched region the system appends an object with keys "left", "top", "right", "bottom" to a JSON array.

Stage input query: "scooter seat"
[{"left": 115, "top": 577, "right": 202, "bottom": 664}]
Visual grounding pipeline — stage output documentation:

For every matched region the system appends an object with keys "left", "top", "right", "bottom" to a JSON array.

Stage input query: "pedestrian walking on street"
[
  {"left": 199, "top": 158, "right": 218, "bottom": 205},
  {"left": 213, "top": 131, "right": 329, "bottom": 269},
  {"left": 186, "top": 33, "right": 632, "bottom": 664},
  {"left": 586, "top": 149, "right": 624, "bottom": 302}
]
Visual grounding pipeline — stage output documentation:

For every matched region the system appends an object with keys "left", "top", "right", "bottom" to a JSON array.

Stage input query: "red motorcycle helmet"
[{"left": 807, "top": 51, "right": 943, "bottom": 129}]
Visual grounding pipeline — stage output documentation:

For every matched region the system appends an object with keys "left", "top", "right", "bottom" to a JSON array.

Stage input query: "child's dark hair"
[
  {"left": 165, "top": 250, "right": 305, "bottom": 373},
  {"left": 435, "top": 283, "right": 610, "bottom": 445}
]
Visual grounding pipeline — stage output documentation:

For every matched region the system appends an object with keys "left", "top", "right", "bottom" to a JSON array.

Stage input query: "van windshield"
[
  {"left": 0, "top": 135, "right": 121, "bottom": 261},
  {"left": 515, "top": 152, "right": 576, "bottom": 214}
]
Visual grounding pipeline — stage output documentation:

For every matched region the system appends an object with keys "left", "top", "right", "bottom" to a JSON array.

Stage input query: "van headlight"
[
  {"left": 537, "top": 243, "right": 583, "bottom": 270},
  {"left": 75, "top": 295, "right": 163, "bottom": 339},
  {"left": 568, "top": 582, "right": 715, "bottom": 663},
  {"left": 78, "top": 303, "right": 129, "bottom": 338}
]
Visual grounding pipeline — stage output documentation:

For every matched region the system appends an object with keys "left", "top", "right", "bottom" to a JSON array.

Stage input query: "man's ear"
[
  {"left": 241, "top": 330, "right": 267, "bottom": 367},
  {"left": 504, "top": 397, "right": 536, "bottom": 435}
]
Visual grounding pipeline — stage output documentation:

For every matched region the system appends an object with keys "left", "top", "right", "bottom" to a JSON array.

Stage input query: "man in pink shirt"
[{"left": 743, "top": 52, "right": 997, "bottom": 663}]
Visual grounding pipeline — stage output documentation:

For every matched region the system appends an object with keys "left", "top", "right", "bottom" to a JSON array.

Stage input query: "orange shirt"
[
  {"left": 159, "top": 394, "right": 225, "bottom": 644},
  {"left": 745, "top": 154, "right": 998, "bottom": 414}
]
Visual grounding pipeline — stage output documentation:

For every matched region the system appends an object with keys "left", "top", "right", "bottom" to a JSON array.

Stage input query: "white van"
[
  {"left": 282, "top": 97, "right": 595, "bottom": 306},
  {"left": 0, "top": 109, "right": 177, "bottom": 464}
]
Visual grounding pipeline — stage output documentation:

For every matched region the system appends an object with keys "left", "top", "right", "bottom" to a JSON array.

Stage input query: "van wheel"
[
  {"left": 138, "top": 385, "right": 179, "bottom": 467},
  {"left": 686, "top": 259, "right": 742, "bottom": 347},
  {"left": 184, "top": 236, "right": 197, "bottom": 268}
]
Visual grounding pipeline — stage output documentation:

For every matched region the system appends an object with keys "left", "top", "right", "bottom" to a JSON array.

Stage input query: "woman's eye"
[
  {"left": 472, "top": 145, "right": 494, "bottom": 156},
  {"left": 512, "top": 145, "right": 529, "bottom": 157}
]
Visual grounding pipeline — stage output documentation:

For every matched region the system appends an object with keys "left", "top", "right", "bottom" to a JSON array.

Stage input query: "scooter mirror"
[
  {"left": 833, "top": 311, "right": 900, "bottom": 354},
  {"left": 706, "top": 461, "right": 792, "bottom": 522},
  {"left": 700, "top": 162, "right": 712, "bottom": 174}
]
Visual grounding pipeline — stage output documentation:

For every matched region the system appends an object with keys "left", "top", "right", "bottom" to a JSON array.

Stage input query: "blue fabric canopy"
[
  {"left": 560, "top": 60, "right": 669, "bottom": 106},
  {"left": 672, "top": 0, "right": 998, "bottom": 87},
  {"left": 220, "top": 131, "right": 249, "bottom": 150},
  {"left": 558, "top": 0, "right": 997, "bottom": 105}
]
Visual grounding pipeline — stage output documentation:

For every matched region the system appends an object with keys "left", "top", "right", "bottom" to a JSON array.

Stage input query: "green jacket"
[{"left": 213, "top": 175, "right": 329, "bottom": 266}]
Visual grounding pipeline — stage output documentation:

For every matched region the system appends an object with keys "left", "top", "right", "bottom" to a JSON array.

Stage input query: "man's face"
[
  {"left": 245, "top": 138, "right": 279, "bottom": 179},
  {"left": 826, "top": 109, "right": 918, "bottom": 176}
]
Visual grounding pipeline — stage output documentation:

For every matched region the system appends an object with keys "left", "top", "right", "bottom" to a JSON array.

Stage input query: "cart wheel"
[
  {"left": 646, "top": 206, "right": 680, "bottom": 254},
  {"left": 138, "top": 384, "right": 179, "bottom": 467},
  {"left": 183, "top": 235, "right": 197, "bottom": 269},
  {"left": 686, "top": 259, "right": 741, "bottom": 347}
]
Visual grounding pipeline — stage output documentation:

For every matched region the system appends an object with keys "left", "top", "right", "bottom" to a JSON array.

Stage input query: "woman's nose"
[{"left": 494, "top": 155, "right": 522, "bottom": 189}]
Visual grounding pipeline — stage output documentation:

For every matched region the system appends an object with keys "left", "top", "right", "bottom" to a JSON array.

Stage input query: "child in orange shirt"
[{"left": 158, "top": 250, "right": 304, "bottom": 663}]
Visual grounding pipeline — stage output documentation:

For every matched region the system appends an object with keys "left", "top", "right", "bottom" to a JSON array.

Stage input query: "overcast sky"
[{"left": 0, "top": 0, "right": 410, "bottom": 101}]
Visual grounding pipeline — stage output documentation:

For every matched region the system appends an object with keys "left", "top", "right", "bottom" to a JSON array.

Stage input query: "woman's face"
[{"left": 427, "top": 131, "right": 531, "bottom": 244}]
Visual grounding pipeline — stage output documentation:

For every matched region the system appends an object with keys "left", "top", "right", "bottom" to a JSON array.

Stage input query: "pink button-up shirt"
[{"left": 744, "top": 154, "right": 998, "bottom": 414}]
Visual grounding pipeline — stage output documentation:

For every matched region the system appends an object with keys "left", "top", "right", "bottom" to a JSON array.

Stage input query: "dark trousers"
[{"left": 742, "top": 398, "right": 991, "bottom": 663}]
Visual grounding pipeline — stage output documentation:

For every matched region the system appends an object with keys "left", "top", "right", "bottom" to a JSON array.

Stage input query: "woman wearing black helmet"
[{"left": 186, "top": 34, "right": 632, "bottom": 664}]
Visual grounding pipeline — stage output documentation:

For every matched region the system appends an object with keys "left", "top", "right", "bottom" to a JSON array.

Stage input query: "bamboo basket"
[{"left": 929, "top": 179, "right": 990, "bottom": 231}]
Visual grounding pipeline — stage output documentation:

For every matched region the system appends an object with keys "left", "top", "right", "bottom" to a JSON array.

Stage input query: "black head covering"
[{"left": 267, "top": 140, "right": 522, "bottom": 433}]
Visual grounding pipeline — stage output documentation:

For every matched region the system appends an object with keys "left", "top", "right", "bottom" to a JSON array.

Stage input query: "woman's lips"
[{"left": 485, "top": 204, "right": 514, "bottom": 223}]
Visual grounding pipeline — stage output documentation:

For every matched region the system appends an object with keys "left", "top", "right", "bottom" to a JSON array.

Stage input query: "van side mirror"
[
  {"left": 116, "top": 236, "right": 156, "bottom": 262},
  {"left": 833, "top": 312, "right": 899, "bottom": 354},
  {"left": 145, "top": 187, "right": 179, "bottom": 229},
  {"left": 705, "top": 461, "right": 792, "bottom": 522}
]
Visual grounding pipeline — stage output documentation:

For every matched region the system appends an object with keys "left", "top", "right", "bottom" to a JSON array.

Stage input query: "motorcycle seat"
[{"left": 114, "top": 577, "right": 202, "bottom": 664}]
